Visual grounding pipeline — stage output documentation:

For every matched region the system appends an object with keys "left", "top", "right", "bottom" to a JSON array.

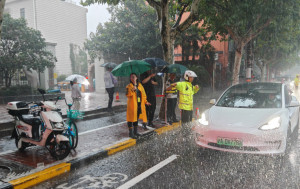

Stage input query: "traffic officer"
[
  {"left": 171, "top": 70, "right": 199, "bottom": 124},
  {"left": 294, "top": 74, "right": 299, "bottom": 90}
]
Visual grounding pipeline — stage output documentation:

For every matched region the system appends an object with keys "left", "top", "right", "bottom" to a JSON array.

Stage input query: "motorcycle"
[{"left": 8, "top": 89, "right": 70, "bottom": 160}]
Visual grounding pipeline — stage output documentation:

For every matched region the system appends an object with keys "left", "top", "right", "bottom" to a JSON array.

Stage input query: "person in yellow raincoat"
[{"left": 126, "top": 73, "right": 151, "bottom": 139}]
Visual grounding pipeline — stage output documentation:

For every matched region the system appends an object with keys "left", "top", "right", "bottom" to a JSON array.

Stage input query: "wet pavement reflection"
[{"left": 32, "top": 123, "right": 300, "bottom": 189}]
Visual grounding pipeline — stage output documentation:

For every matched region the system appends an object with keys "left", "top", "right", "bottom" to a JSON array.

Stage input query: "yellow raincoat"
[{"left": 126, "top": 82, "right": 148, "bottom": 123}]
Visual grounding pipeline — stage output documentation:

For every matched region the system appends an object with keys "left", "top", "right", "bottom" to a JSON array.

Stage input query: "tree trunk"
[
  {"left": 260, "top": 63, "right": 266, "bottom": 82},
  {"left": 232, "top": 43, "right": 244, "bottom": 85}
]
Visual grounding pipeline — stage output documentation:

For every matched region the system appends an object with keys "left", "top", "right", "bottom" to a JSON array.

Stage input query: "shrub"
[{"left": 0, "top": 85, "right": 39, "bottom": 96}]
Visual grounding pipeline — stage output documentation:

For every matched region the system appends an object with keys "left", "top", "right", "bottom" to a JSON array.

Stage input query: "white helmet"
[{"left": 184, "top": 70, "right": 197, "bottom": 80}]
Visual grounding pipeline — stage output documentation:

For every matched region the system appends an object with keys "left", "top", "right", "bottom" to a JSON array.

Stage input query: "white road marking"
[
  {"left": 117, "top": 154, "right": 178, "bottom": 189},
  {"left": 78, "top": 121, "right": 127, "bottom": 136}
]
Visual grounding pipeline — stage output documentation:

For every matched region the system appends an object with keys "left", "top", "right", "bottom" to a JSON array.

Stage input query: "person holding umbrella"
[
  {"left": 165, "top": 73, "right": 178, "bottom": 124},
  {"left": 140, "top": 69, "right": 158, "bottom": 128},
  {"left": 126, "top": 73, "right": 151, "bottom": 139},
  {"left": 104, "top": 67, "right": 118, "bottom": 113},
  {"left": 71, "top": 78, "right": 82, "bottom": 110}
]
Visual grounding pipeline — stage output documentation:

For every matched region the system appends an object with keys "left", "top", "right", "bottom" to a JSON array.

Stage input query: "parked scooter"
[{"left": 8, "top": 89, "right": 70, "bottom": 160}]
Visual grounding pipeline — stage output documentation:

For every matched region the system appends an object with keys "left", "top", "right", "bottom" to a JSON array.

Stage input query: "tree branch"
[
  {"left": 146, "top": 0, "right": 161, "bottom": 23},
  {"left": 244, "top": 18, "right": 272, "bottom": 44},
  {"left": 172, "top": 0, "right": 201, "bottom": 38},
  {"left": 172, "top": 3, "right": 188, "bottom": 29}
]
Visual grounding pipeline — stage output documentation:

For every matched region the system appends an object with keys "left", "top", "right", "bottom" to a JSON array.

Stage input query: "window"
[{"left": 20, "top": 8, "right": 25, "bottom": 18}]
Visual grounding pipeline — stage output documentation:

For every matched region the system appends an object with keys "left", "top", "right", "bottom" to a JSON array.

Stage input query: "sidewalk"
[
  {"left": 0, "top": 88, "right": 223, "bottom": 189},
  {"left": 0, "top": 90, "right": 127, "bottom": 124}
]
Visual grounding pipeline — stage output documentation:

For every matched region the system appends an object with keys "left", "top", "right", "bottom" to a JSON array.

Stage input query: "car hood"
[{"left": 208, "top": 106, "right": 283, "bottom": 130}]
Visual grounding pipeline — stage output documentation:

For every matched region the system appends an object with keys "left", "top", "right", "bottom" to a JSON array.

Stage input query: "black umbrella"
[
  {"left": 143, "top": 58, "right": 169, "bottom": 68},
  {"left": 100, "top": 62, "right": 118, "bottom": 69}
]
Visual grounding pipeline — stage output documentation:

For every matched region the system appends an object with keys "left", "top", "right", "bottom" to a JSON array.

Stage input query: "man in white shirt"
[{"left": 104, "top": 68, "right": 118, "bottom": 112}]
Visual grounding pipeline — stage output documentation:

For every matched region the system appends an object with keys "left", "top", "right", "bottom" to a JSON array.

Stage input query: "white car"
[{"left": 194, "top": 82, "right": 300, "bottom": 155}]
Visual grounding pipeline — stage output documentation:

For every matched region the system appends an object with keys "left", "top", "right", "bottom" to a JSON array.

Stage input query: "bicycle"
[{"left": 56, "top": 97, "right": 83, "bottom": 149}]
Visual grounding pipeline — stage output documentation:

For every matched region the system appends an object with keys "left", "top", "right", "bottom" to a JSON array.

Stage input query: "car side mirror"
[{"left": 209, "top": 99, "right": 216, "bottom": 105}]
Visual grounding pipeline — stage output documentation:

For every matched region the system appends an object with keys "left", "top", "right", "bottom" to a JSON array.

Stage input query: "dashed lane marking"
[{"left": 79, "top": 121, "right": 127, "bottom": 136}]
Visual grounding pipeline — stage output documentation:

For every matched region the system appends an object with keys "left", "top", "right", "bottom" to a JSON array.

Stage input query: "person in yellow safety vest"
[
  {"left": 170, "top": 70, "right": 200, "bottom": 123},
  {"left": 294, "top": 75, "right": 299, "bottom": 90},
  {"left": 165, "top": 73, "right": 178, "bottom": 124}
]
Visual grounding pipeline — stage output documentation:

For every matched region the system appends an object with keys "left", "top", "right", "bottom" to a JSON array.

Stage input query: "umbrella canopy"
[
  {"left": 161, "top": 64, "right": 188, "bottom": 75},
  {"left": 100, "top": 62, "right": 117, "bottom": 69},
  {"left": 111, "top": 60, "right": 152, "bottom": 77},
  {"left": 65, "top": 74, "right": 89, "bottom": 84},
  {"left": 143, "top": 58, "right": 169, "bottom": 68}
]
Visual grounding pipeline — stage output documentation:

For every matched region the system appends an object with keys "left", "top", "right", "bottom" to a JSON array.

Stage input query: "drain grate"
[{"left": 0, "top": 166, "right": 11, "bottom": 179}]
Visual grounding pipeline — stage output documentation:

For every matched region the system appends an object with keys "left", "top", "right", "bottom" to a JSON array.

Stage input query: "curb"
[{"left": 0, "top": 121, "right": 181, "bottom": 189}]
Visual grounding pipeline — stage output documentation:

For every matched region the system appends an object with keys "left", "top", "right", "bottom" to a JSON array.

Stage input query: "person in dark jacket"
[{"left": 140, "top": 70, "right": 158, "bottom": 128}]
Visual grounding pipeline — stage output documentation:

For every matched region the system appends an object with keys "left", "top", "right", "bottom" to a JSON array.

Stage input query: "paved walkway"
[{"left": 0, "top": 91, "right": 127, "bottom": 124}]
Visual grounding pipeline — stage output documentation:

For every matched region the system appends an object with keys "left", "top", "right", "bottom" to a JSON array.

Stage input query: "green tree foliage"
[
  {"left": 253, "top": 14, "right": 300, "bottom": 81},
  {"left": 70, "top": 43, "right": 88, "bottom": 75},
  {"left": 84, "top": 0, "right": 162, "bottom": 61},
  {"left": 201, "top": 0, "right": 300, "bottom": 84},
  {"left": 81, "top": 0, "right": 201, "bottom": 64},
  {"left": 0, "top": 0, "right": 6, "bottom": 39},
  {"left": 0, "top": 14, "right": 56, "bottom": 87}
]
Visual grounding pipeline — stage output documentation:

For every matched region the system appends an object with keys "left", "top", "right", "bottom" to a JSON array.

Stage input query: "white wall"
[
  {"left": 94, "top": 56, "right": 105, "bottom": 93},
  {"left": 5, "top": 0, "right": 87, "bottom": 76}
]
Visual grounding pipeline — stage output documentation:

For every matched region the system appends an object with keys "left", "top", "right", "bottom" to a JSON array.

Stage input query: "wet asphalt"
[{"left": 31, "top": 123, "right": 300, "bottom": 189}]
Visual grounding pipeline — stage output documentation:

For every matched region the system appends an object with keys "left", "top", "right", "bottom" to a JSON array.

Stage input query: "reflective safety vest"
[
  {"left": 175, "top": 81, "right": 200, "bottom": 111},
  {"left": 295, "top": 77, "right": 299, "bottom": 87}
]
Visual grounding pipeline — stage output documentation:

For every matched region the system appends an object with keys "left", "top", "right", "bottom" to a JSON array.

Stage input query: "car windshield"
[{"left": 216, "top": 83, "right": 282, "bottom": 108}]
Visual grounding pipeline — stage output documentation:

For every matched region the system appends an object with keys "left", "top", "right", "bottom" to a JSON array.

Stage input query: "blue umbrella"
[{"left": 143, "top": 58, "right": 169, "bottom": 68}]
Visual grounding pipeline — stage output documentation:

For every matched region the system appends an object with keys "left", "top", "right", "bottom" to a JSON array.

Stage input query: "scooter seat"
[{"left": 21, "top": 114, "right": 41, "bottom": 126}]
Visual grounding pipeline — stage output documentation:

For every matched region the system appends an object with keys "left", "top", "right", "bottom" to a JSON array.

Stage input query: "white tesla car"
[{"left": 194, "top": 82, "right": 300, "bottom": 155}]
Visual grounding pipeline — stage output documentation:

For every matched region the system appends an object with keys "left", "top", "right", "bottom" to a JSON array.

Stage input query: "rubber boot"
[
  {"left": 129, "top": 127, "right": 137, "bottom": 139},
  {"left": 133, "top": 125, "right": 141, "bottom": 137}
]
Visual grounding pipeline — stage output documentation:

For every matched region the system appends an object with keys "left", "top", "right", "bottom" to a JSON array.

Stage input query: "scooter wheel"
[
  {"left": 50, "top": 141, "right": 71, "bottom": 160},
  {"left": 15, "top": 137, "right": 26, "bottom": 151}
]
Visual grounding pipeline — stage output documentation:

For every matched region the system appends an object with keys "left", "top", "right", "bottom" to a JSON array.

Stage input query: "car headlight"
[
  {"left": 198, "top": 113, "right": 209, "bottom": 126},
  {"left": 259, "top": 117, "right": 281, "bottom": 130}
]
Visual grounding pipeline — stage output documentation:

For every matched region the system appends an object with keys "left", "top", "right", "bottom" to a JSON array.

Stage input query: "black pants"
[
  {"left": 106, "top": 87, "right": 115, "bottom": 109},
  {"left": 181, "top": 109, "right": 193, "bottom": 123},
  {"left": 146, "top": 95, "right": 156, "bottom": 124},
  {"left": 167, "top": 98, "right": 177, "bottom": 122}
]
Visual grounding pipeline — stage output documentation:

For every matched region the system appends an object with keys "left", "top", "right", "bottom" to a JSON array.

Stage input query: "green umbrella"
[
  {"left": 161, "top": 64, "right": 188, "bottom": 75},
  {"left": 111, "top": 60, "right": 152, "bottom": 77}
]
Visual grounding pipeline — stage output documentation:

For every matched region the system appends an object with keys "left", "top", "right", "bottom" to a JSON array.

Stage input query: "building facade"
[{"left": 5, "top": 0, "right": 87, "bottom": 88}]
